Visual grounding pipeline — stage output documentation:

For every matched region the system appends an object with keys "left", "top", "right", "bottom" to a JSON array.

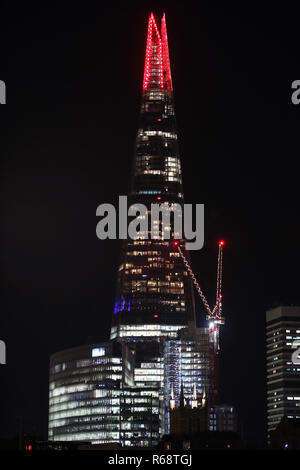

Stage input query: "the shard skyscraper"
[{"left": 110, "top": 13, "right": 195, "bottom": 344}]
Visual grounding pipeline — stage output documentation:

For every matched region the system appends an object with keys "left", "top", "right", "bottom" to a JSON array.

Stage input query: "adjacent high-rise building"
[
  {"left": 48, "top": 342, "right": 133, "bottom": 443},
  {"left": 266, "top": 306, "right": 300, "bottom": 437}
]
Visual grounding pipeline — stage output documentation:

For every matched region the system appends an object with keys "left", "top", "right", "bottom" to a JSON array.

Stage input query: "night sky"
[{"left": 1, "top": 1, "right": 300, "bottom": 447}]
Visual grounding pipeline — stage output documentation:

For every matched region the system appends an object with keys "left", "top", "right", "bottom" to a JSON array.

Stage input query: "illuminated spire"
[
  {"left": 191, "top": 383, "right": 198, "bottom": 409},
  {"left": 202, "top": 388, "right": 206, "bottom": 408},
  {"left": 170, "top": 383, "right": 175, "bottom": 410},
  {"left": 142, "top": 13, "right": 173, "bottom": 91}
]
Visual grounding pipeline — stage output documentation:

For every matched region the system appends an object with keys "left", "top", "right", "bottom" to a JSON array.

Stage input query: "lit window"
[{"left": 92, "top": 347, "right": 105, "bottom": 358}]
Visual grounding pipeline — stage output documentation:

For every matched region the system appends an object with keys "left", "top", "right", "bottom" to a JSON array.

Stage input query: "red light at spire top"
[{"left": 219, "top": 240, "right": 225, "bottom": 247}]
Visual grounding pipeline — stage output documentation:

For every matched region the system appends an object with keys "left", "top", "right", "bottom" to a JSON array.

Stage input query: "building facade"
[
  {"left": 48, "top": 342, "right": 161, "bottom": 446},
  {"left": 211, "top": 405, "right": 237, "bottom": 432},
  {"left": 48, "top": 342, "right": 129, "bottom": 443},
  {"left": 164, "top": 322, "right": 211, "bottom": 433},
  {"left": 266, "top": 306, "right": 300, "bottom": 436}
]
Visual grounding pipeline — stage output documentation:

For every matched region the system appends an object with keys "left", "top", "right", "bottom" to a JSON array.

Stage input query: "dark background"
[{"left": 1, "top": 0, "right": 300, "bottom": 447}]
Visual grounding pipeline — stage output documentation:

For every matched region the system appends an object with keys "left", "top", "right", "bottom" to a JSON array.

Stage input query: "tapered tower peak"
[{"left": 143, "top": 12, "right": 173, "bottom": 92}]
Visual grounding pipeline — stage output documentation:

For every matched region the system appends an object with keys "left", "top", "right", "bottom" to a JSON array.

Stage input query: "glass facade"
[
  {"left": 48, "top": 342, "right": 127, "bottom": 443},
  {"left": 48, "top": 342, "right": 161, "bottom": 446},
  {"left": 163, "top": 323, "right": 211, "bottom": 433},
  {"left": 120, "top": 388, "right": 160, "bottom": 447}
]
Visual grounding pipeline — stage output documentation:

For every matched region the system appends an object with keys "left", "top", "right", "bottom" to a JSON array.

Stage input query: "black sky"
[{"left": 1, "top": 1, "right": 300, "bottom": 447}]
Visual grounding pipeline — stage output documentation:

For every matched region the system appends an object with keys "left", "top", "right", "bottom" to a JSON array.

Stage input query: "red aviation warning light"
[{"left": 219, "top": 240, "right": 225, "bottom": 246}]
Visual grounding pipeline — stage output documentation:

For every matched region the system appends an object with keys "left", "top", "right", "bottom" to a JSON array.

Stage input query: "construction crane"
[{"left": 171, "top": 240, "right": 225, "bottom": 354}]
